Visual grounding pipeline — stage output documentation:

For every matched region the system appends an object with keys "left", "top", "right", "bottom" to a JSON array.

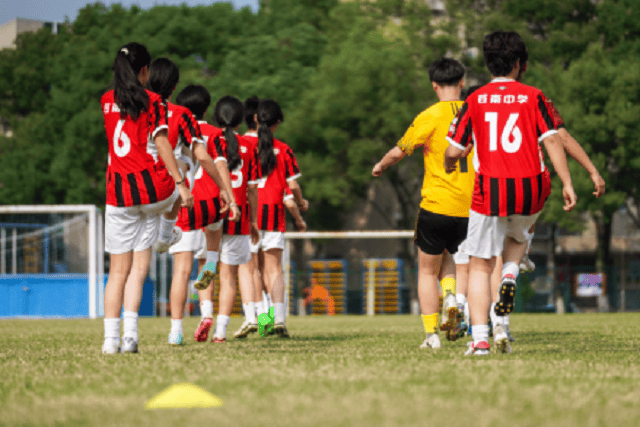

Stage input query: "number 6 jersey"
[
  {"left": 102, "top": 89, "right": 175, "bottom": 207},
  {"left": 446, "top": 78, "right": 557, "bottom": 217}
]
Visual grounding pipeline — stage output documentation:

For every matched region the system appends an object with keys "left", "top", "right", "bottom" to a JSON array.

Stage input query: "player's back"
[{"left": 191, "top": 123, "right": 224, "bottom": 200}]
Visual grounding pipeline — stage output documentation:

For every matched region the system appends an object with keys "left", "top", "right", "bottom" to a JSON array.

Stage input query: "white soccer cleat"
[
  {"left": 121, "top": 337, "right": 138, "bottom": 354},
  {"left": 155, "top": 227, "right": 182, "bottom": 253},
  {"left": 102, "top": 338, "right": 121, "bottom": 355},
  {"left": 493, "top": 324, "right": 513, "bottom": 354},
  {"left": 519, "top": 256, "right": 535, "bottom": 273},
  {"left": 464, "top": 341, "right": 490, "bottom": 356},
  {"left": 234, "top": 320, "right": 258, "bottom": 339},
  {"left": 420, "top": 333, "right": 441, "bottom": 349}
]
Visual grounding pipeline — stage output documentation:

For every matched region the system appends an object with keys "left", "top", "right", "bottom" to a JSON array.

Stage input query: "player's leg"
[
  {"left": 226, "top": 234, "right": 258, "bottom": 338},
  {"left": 519, "top": 223, "right": 536, "bottom": 273},
  {"left": 264, "top": 246, "right": 288, "bottom": 336},
  {"left": 195, "top": 254, "right": 215, "bottom": 342},
  {"left": 439, "top": 250, "right": 460, "bottom": 339},
  {"left": 212, "top": 262, "right": 239, "bottom": 342},
  {"left": 453, "top": 249, "right": 470, "bottom": 336},
  {"left": 194, "top": 223, "right": 222, "bottom": 290},
  {"left": 155, "top": 160, "right": 188, "bottom": 253},
  {"left": 120, "top": 246, "right": 152, "bottom": 354},
  {"left": 251, "top": 251, "right": 267, "bottom": 318},
  {"left": 167, "top": 250, "right": 194, "bottom": 345},
  {"left": 417, "top": 248, "right": 443, "bottom": 349},
  {"left": 489, "top": 255, "right": 502, "bottom": 334},
  {"left": 103, "top": 251, "right": 133, "bottom": 354}
]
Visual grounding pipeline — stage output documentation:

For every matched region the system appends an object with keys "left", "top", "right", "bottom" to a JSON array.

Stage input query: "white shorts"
[
  {"left": 250, "top": 231, "right": 285, "bottom": 253},
  {"left": 105, "top": 189, "right": 179, "bottom": 254},
  {"left": 453, "top": 239, "right": 470, "bottom": 265},
  {"left": 168, "top": 229, "right": 206, "bottom": 259},
  {"left": 463, "top": 210, "right": 539, "bottom": 260},
  {"left": 220, "top": 235, "right": 251, "bottom": 265}
]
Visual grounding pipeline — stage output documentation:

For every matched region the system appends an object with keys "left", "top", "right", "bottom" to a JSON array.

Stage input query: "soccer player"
[
  {"left": 101, "top": 42, "right": 193, "bottom": 354},
  {"left": 190, "top": 96, "right": 260, "bottom": 342},
  {"left": 445, "top": 30, "right": 577, "bottom": 355},
  {"left": 372, "top": 57, "right": 474, "bottom": 349},
  {"left": 245, "top": 99, "right": 304, "bottom": 337}
]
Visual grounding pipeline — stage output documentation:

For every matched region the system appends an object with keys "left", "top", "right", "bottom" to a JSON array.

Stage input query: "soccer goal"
[
  {"left": 283, "top": 230, "right": 417, "bottom": 316},
  {"left": 0, "top": 205, "right": 103, "bottom": 319}
]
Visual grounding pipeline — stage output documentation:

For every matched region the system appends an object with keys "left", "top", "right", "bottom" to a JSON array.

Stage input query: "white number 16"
[{"left": 485, "top": 112, "right": 522, "bottom": 153}]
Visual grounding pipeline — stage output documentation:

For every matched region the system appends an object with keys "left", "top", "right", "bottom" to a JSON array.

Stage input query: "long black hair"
[
  {"left": 148, "top": 57, "right": 179, "bottom": 101},
  {"left": 176, "top": 84, "right": 211, "bottom": 121},
  {"left": 244, "top": 96, "right": 260, "bottom": 130},
  {"left": 214, "top": 96, "right": 244, "bottom": 171},
  {"left": 112, "top": 42, "right": 151, "bottom": 121},
  {"left": 257, "top": 99, "right": 283, "bottom": 177}
]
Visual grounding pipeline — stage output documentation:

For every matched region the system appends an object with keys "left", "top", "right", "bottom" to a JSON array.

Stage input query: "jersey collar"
[
  {"left": 245, "top": 131, "right": 258, "bottom": 137},
  {"left": 198, "top": 120, "right": 207, "bottom": 125},
  {"left": 490, "top": 77, "right": 516, "bottom": 83}
]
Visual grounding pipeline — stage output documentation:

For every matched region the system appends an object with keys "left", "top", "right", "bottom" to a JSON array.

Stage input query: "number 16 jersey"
[{"left": 446, "top": 79, "right": 557, "bottom": 217}]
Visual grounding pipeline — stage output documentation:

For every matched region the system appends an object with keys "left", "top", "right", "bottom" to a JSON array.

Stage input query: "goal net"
[{"left": 0, "top": 205, "right": 103, "bottom": 318}]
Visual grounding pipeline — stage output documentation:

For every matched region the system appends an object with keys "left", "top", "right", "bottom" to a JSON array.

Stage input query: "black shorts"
[{"left": 414, "top": 209, "right": 469, "bottom": 256}]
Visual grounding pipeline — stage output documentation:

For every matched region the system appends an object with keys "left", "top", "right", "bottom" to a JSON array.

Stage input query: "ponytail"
[
  {"left": 257, "top": 99, "right": 283, "bottom": 177},
  {"left": 244, "top": 96, "right": 260, "bottom": 130},
  {"left": 214, "top": 96, "right": 244, "bottom": 171},
  {"left": 112, "top": 42, "right": 151, "bottom": 121}
]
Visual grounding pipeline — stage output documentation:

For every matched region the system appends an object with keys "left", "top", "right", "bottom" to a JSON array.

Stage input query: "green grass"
[{"left": 1, "top": 314, "right": 639, "bottom": 427}]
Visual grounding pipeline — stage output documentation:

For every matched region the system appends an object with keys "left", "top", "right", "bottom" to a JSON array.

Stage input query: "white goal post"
[
  {"left": 283, "top": 230, "right": 415, "bottom": 315},
  {"left": 0, "top": 205, "right": 103, "bottom": 319}
]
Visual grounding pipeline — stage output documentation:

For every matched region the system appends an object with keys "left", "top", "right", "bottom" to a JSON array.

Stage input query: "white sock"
[
  {"left": 274, "top": 302, "right": 286, "bottom": 323},
  {"left": 472, "top": 324, "right": 489, "bottom": 346},
  {"left": 200, "top": 300, "right": 214, "bottom": 318},
  {"left": 104, "top": 318, "right": 120, "bottom": 339},
  {"left": 255, "top": 301, "right": 266, "bottom": 317},
  {"left": 464, "top": 301, "right": 469, "bottom": 318},
  {"left": 206, "top": 251, "right": 219, "bottom": 271},
  {"left": 502, "top": 261, "right": 520, "bottom": 280},
  {"left": 214, "top": 315, "right": 230, "bottom": 338},
  {"left": 170, "top": 319, "right": 183, "bottom": 335},
  {"left": 504, "top": 313, "right": 510, "bottom": 327},
  {"left": 123, "top": 311, "right": 138, "bottom": 341},
  {"left": 159, "top": 216, "right": 177, "bottom": 242},
  {"left": 243, "top": 302, "right": 256, "bottom": 323},
  {"left": 266, "top": 293, "right": 273, "bottom": 308},
  {"left": 455, "top": 293, "right": 466, "bottom": 306}
]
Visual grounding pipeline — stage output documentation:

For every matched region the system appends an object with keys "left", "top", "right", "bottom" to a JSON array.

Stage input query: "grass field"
[{"left": 1, "top": 313, "right": 639, "bottom": 427}]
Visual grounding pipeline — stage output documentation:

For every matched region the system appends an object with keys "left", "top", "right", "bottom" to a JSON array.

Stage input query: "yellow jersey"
[{"left": 397, "top": 101, "right": 475, "bottom": 218}]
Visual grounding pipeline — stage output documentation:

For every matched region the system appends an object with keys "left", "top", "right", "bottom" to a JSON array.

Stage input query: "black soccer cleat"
[{"left": 494, "top": 275, "right": 517, "bottom": 316}]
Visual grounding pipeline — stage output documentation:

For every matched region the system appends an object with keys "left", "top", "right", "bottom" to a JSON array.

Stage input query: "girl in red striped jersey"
[
  {"left": 101, "top": 43, "right": 194, "bottom": 355},
  {"left": 192, "top": 96, "right": 261, "bottom": 342},
  {"left": 244, "top": 99, "right": 307, "bottom": 337}
]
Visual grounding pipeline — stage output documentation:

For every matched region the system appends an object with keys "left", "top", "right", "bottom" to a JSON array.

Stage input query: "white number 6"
[{"left": 113, "top": 119, "right": 131, "bottom": 157}]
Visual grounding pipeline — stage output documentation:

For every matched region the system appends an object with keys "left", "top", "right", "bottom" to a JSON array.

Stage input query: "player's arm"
[
  {"left": 543, "top": 133, "right": 577, "bottom": 211},
  {"left": 372, "top": 146, "right": 405, "bottom": 177},
  {"left": 155, "top": 130, "right": 193, "bottom": 208},
  {"left": 287, "top": 178, "right": 309, "bottom": 212},
  {"left": 558, "top": 128, "right": 605, "bottom": 198},
  {"left": 444, "top": 102, "right": 473, "bottom": 174}
]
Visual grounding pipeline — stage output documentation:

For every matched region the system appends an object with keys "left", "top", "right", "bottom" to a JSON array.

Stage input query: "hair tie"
[{"left": 120, "top": 47, "right": 129, "bottom": 55}]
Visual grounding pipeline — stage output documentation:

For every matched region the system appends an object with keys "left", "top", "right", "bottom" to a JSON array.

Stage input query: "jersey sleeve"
[
  {"left": 445, "top": 102, "right": 473, "bottom": 150},
  {"left": 535, "top": 92, "right": 558, "bottom": 141},
  {"left": 284, "top": 147, "right": 301, "bottom": 181},
  {"left": 178, "top": 110, "right": 203, "bottom": 147},
  {"left": 545, "top": 98, "right": 565, "bottom": 129},
  {"left": 397, "top": 113, "right": 435, "bottom": 155},
  {"left": 148, "top": 93, "right": 169, "bottom": 139},
  {"left": 247, "top": 145, "right": 260, "bottom": 184},
  {"left": 283, "top": 186, "right": 294, "bottom": 202},
  {"left": 209, "top": 135, "right": 228, "bottom": 163}
]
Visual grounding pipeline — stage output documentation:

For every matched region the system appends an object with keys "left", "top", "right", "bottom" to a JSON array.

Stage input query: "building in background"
[{"left": 0, "top": 18, "right": 60, "bottom": 50}]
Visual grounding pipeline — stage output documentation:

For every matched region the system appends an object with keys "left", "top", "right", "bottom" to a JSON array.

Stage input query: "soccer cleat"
[
  {"left": 440, "top": 292, "right": 460, "bottom": 341},
  {"left": 494, "top": 275, "right": 517, "bottom": 316},
  {"left": 211, "top": 336, "right": 226, "bottom": 343},
  {"left": 505, "top": 325, "right": 515, "bottom": 342},
  {"left": 420, "top": 333, "right": 441, "bottom": 349},
  {"left": 493, "top": 324, "right": 513, "bottom": 354},
  {"left": 234, "top": 320, "right": 258, "bottom": 339},
  {"left": 464, "top": 341, "right": 490, "bottom": 356},
  {"left": 519, "top": 256, "right": 535, "bottom": 273},
  {"left": 121, "top": 337, "right": 138, "bottom": 354},
  {"left": 194, "top": 268, "right": 215, "bottom": 291},
  {"left": 102, "top": 338, "right": 121, "bottom": 355},
  {"left": 168, "top": 333, "right": 183, "bottom": 346},
  {"left": 155, "top": 227, "right": 182, "bottom": 253},
  {"left": 274, "top": 322, "right": 290, "bottom": 338},
  {"left": 194, "top": 318, "right": 214, "bottom": 342}
]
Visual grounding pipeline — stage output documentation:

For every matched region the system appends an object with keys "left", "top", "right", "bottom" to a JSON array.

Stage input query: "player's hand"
[
  {"left": 591, "top": 172, "right": 605, "bottom": 198},
  {"left": 299, "top": 199, "right": 310, "bottom": 212},
  {"left": 219, "top": 191, "right": 231, "bottom": 215},
  {"left": 444, "top": 158, "right": 457, "bottom": 174},
  {"left": 229, "top": 204, "right": 241, "bottom": 222},
  {"left": 177, "top": 184, "right": 194, "bottom": 209},
  {"left": 372, "top": 163, "right": 384, "bottom": 177},
  {"left": 295, "top": 218, "right": 307, "bottom": 232},
  {"left": 250, "top": 221, "right": 260, "bottom": 244},
  {"left": 563, "top": 186, "right": 578, "bottom": 212}
]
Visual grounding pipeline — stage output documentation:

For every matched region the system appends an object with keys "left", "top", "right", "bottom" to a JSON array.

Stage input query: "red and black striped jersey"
[
  {"left": 148, "top": 102, "right": 202, "bottom": 165},
  {"left": 244, "top": 133, "right": 301, "bottom": 232},
  {"left": 102, "top": 89, "right": 175, "bottom": 207},
  {"left": 191, "top": 123, "right": 226, "bottom": 201},
  {"left": 447, "top": 79, "right": 556, "bottom": 216},
  {"left": 215, "top": 134, "right": 260, "bottom": 235},
  {"left": 176, "top": 197, "right": 225, "bottom": 232}
]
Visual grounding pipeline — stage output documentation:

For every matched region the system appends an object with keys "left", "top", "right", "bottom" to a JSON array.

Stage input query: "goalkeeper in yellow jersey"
[{"left": 372, "top": 57, "right": 474, "bottom": 349}]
